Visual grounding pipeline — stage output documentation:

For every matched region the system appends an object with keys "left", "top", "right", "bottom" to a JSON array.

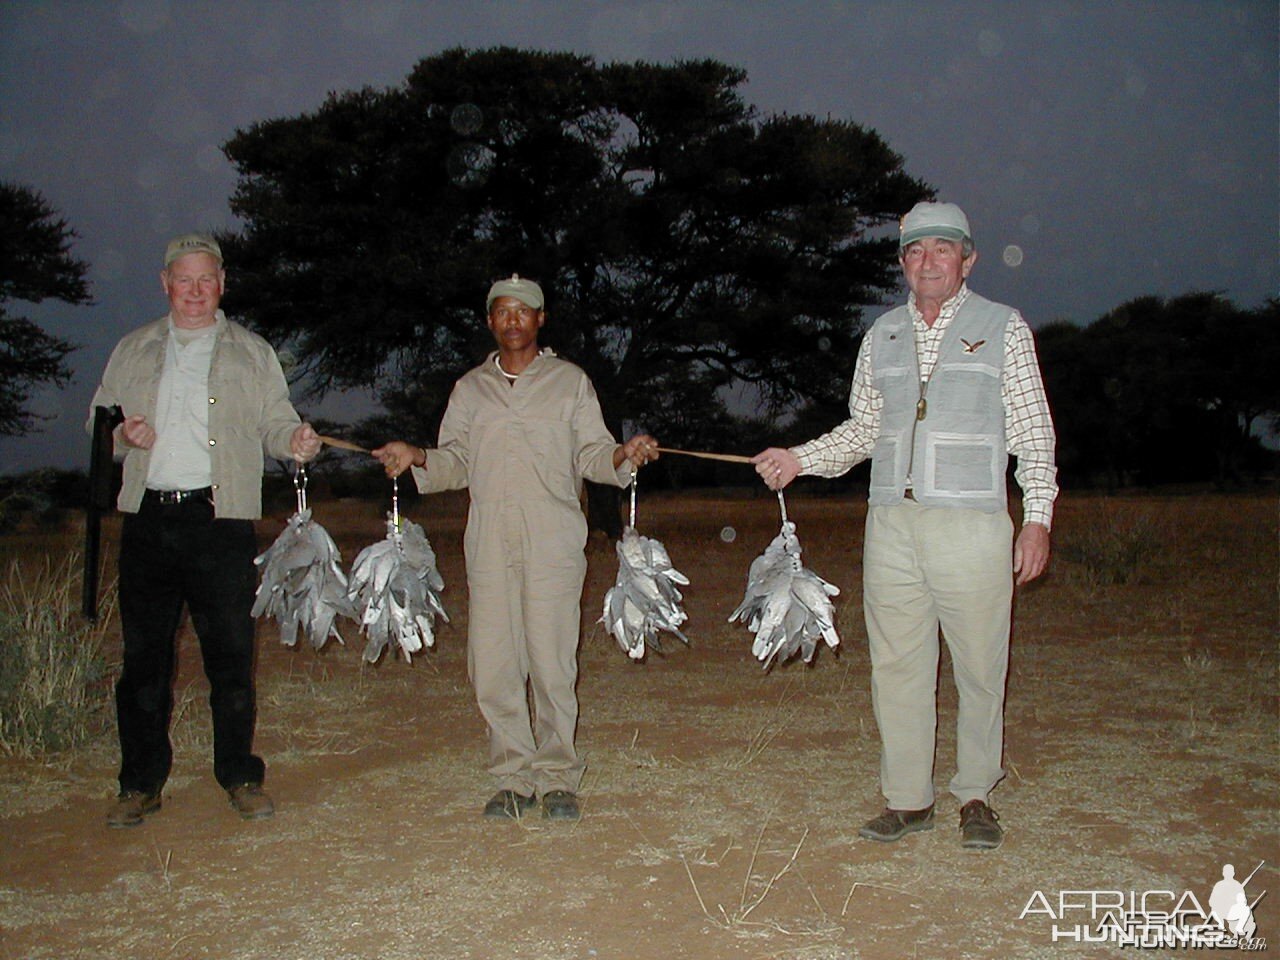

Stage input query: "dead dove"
[
  {"left": 253, "top": 504, "right": 356, "bottom": 650},
  {"left": 729, "top": 515, "right": 840, "bottom": 668},
  {"left": 348, "top": 515, "right": 448, "bottom": 663},
  {"left": 600, "top": 469, "right": 690, "bottom": 660},
  {"left": 601, "top": 525, "right": 690, "bottom": 659}
]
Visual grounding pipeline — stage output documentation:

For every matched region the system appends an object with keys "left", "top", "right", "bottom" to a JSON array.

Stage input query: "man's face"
[
  {"left": 162, "top": 252, "right": 224, "bottom": 328},
  {"left": 899, "top": 237, "right": 976, "bottom": 305},
  {"left": 487, "top": 296, "right": 544, "bottom": 352}
]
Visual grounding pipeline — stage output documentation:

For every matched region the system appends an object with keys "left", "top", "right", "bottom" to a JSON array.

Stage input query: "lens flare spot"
[{"left": 450, "top": 103, "right": 483, "bottom": 136}]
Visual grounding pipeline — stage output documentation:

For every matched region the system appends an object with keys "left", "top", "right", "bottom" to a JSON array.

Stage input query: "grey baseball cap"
[
  {"left": 899, "top": 202, "right": 972, "bottom": 249},
  {"left": 164, "top": 233, "right": 223, "bottom": 266},
  {"left": 486, "top": 274, "right": 545, "bottom": 310}
]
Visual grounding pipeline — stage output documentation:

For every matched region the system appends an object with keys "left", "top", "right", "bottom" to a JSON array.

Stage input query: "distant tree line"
[
  {"left": 1037, "top": 293, "right": 1278, "bottom": 489},
  {"left": 0, "top": 48, "right": 1274, "bottom": 511}
]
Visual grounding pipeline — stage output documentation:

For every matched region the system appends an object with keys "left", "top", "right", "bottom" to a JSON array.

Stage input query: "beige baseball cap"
[
  {"left": 164, "top": 233, "right": 223, "bottom": 266},
  {"left": 486, "top": 274, "right": 544, "bottom": 311},
  {"left": 899, "top": 202, "right": 972, "bottom": 249}
]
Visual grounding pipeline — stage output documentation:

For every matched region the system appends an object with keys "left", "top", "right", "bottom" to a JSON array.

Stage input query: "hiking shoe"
[
  {"left": 482, "top": 790, "right": 537, "bottom": 820},
  {"left": 959, "top": 800, "right": 1003, "bottom": 849},
  {"left": 541, "top": 790, "right": 581, "bottom": 821},
  {"left": 858, "top": 805, "right": 935, "bottom": 842},
  {"left": 106, "top": 790, "right": 161, "bottom": 829},
  {"left": 227, "top": 783, "right": 275, "bottom": 821}
]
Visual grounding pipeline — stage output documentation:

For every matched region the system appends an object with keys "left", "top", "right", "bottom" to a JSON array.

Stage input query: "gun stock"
[{"left": 82, "top": 404, "right": 123, "bottom": 621}]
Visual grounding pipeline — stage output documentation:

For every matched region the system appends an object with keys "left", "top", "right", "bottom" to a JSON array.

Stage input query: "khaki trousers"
[
  {"left": 465, "top": 502, "right": 588, "bottom": 797},
  {"left": 863, "top": 501, "right": 1013, "bottom": 810}
]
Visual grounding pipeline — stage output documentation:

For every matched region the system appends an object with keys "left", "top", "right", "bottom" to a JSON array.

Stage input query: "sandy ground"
[{"left": 1, "top": 489, "right": 1276, "bottom": 960}]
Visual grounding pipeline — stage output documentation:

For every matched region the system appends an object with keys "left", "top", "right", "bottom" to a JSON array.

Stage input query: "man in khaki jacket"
[
  {"left": 88, "top": 233, "right": 320, "bottom": 827},
  {"left": 374, "top": 275, "right": 658, "bottom": 821}
]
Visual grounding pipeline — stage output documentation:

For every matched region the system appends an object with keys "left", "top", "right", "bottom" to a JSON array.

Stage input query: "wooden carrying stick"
[
  {"left": 655, "top": 446, "right": 753, "bottom": 464},
  {"left": 319, "top": 436, "right": 751, "bottom": 463},
  {"left": 318, "top": 434, "right": 369, "bottom": 453}
]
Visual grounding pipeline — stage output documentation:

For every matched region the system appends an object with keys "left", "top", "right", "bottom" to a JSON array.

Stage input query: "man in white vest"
[{"left": 752, "top": 201, "right": 1057, "bottom": 849}]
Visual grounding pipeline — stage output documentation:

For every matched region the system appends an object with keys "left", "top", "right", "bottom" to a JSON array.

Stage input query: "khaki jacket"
[{"left": 87, "top": 313, "right": 301, "bottom": 519}]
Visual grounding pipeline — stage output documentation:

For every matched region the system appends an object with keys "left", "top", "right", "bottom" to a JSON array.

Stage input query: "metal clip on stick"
[
  {"left": 391, "top": 475, "right": 402, "bottom": 542},
  {"left": 293, "top": 461, "right": 308, "bottom": 514}
]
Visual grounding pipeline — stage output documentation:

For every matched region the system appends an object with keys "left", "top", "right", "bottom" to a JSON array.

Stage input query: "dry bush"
[
  {"left": 0, "top": 553, "right": 115, "bottom": 757},
  {"left": 1056, "top": 501, "right": 1166, "bottom": 585}
]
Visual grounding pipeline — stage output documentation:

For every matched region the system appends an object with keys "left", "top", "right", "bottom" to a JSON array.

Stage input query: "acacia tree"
[
  {"left": 0, "top": 182, "right": 90, "bottom": 436},
  {"left": 219, "top": 48, "right": 930, "bottom": 523}
]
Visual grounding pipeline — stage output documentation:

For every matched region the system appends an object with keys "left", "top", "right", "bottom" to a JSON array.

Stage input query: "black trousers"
[{"left": 116, "top": 494, "right": 264, "bottom": 794}]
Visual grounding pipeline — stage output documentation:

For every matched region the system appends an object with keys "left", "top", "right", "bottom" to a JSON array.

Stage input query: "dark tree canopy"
[
  {"left": 220, "top": 47, "right": 931, "bottom": 443},
  {"left": 1037, "top": 292, "right": 1279, "bottom": 487},
  {"left": 0, "top": 182, "right": 90, "bottom": 437}
]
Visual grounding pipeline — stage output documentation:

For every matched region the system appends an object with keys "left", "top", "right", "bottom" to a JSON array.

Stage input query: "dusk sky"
[{"left": 1, "top": 0, "right": 1275, "bottom": 473}]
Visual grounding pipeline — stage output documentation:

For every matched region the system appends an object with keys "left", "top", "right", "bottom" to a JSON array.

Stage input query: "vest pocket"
[
  {"left": 921, "top": 431, "right": 1000, "bottom": 496},
  {"left": 868, "top": 430, "right": 903, "bottom": 495}
]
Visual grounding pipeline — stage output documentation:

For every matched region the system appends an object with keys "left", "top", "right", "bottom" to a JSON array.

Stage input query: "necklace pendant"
[{"left": 916, "top": 397, "right": 927, "bottom": 421}]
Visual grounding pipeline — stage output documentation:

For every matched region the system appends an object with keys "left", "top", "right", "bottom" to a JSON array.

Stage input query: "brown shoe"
[
  {"left": 227, "top": 783, "right": 275, "bottom": 821},
  {"left": 858, "top": 804, "right": 935, "bottom": 842},
  {"left": 106, "top": 790, "right": 161, "bottom": 829},
  {"left": 959, "top": 800, "right": 1003, "bottom": 849}
]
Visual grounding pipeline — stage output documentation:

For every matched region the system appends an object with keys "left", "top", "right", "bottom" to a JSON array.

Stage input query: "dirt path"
[{"left": 1, "top": 491, "right": 1276, "bottom": 959}]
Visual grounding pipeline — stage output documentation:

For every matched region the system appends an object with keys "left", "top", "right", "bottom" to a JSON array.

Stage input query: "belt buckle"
[{"left": 156, "top": 488, "right": 205, "bottom": 505}]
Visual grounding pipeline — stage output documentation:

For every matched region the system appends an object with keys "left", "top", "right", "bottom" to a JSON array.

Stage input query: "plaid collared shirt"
[{"left": 793, "top": 284, "right": 1058, "bottom": 529}]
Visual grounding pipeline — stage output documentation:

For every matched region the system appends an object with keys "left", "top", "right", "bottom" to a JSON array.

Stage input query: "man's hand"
[
  {"left": 750, "top": 447, "right": 801, "bottom": 491},
  {"left": 371, "top": 440, "right": 425, "bottom": 479},
  {"left": 616, "top": 433, "right": 660, "bottom": 469},
  {"left": 1013, "top": 522, "right": 1051, "bottom": 584},
  {"left": 290, "top": 423, "right": 322, "bottom": 462},
  {"left": 120, "top": 414, "right": 156, "bottom": 450}
]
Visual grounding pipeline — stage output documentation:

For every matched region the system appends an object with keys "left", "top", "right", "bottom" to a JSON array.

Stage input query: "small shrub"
[
  {"left": 0, "top": 470, "right": 68, "bottom": 533},
  {"left": 0, "top": 553, "right": 115, "bottom": 756},
  {"left": 1057, "top": 506, "right": 1164, "bottom": 586}
]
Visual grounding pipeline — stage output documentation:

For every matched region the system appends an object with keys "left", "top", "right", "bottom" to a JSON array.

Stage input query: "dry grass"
[
  {"left": 1054, "top": 499, "right": 1166, "bottom": 585},
  {"left": 0, "top": 552, "right": 116, "bottom": 757},
  {"left": 0, "top": 490, "right": 1276, "bottom": 960}
]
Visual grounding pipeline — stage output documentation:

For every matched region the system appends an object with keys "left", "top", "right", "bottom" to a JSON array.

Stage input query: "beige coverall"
[{"left": 411, "top": 349, "right": 630, "bottom": 796}]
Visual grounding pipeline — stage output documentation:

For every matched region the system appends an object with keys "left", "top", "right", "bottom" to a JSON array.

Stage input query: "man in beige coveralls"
[{"left": 374, "top": 276, "right": 658, "bottom": 821}]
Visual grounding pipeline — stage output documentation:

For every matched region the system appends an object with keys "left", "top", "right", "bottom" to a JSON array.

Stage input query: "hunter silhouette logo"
[
  {"left": 1209, "top": 862, "right": 1265, "bottom": 940},
  {"left": 1019, "top": 858, "right": 1268, "bottom": 948}
]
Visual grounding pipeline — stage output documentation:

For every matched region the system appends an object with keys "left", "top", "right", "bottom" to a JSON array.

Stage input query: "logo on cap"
[
  {"left": 486, "top": 273, "right": 545, "bottom": 311},
  {"left": 164, "top": 233, "right": 223, "bottom": 267}
]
